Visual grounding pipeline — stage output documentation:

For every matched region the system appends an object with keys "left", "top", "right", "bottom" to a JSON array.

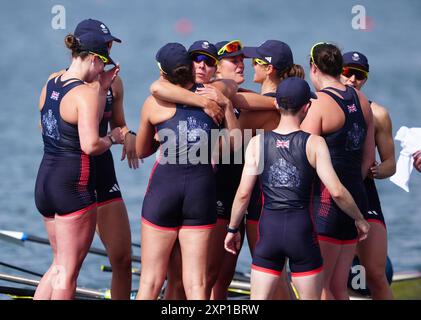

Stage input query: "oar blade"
[{"left": 0, "top": 230, "right": 25, "bottom": 246}]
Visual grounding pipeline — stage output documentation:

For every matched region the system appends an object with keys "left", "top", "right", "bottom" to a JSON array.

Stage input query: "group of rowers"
[{"left": 33, "top": 18, "right": 420, "bottom": 300}]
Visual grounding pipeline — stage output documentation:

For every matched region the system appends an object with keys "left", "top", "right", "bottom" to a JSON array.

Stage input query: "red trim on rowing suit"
[
  {"left": 317, "top": 235, "right": 358, "bottom": 245},
  {"left": 367, "top": 219, "right": 387, "bottom": 229},
  {"left": 319, "top": 181, "right": 331, "bottom": 218},
  {"left": 141, "top": 217, "right": 178, "bottom": 231},
  {"left": 97, "top": 197, "right": 123, "bottom": 208},
  {"left": 145, "top": 158, "right": 160, "bottom": 195},
  {"left": 78, "top": 153, "right": 90, "bottom": 189},
  {"left": 251, "top": 264, "right": 282, "bottom": 276},
  {"left": 63, "top": 202, "right": 97, "bottom": 217},
  {"left": 291, "top": 266, "right": 323, "bottom": 278},
  {"left": 246, "top": 219, "right": 259, "bottom": 225},
  {"left": 180, "top": 223, "right": 216, "bottom": 230}
]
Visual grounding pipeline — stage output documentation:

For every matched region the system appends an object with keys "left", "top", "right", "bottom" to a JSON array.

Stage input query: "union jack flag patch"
[
  {"left": 50, "top": 91, "right": 60, "bottom": 101},
  {"left": 276, "top": 139, "right": 290, "bottom": 148},
  {"left": 347, "top": 104, "right": 357, "bottom": 113}
]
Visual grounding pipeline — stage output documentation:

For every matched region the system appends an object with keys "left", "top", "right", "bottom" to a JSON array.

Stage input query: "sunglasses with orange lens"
[
  {"left": 217, "top": 40, "right": 243, "bottom": 56},
  {"left": 342, "top": 66, "right": 368, "bottom": 80}
]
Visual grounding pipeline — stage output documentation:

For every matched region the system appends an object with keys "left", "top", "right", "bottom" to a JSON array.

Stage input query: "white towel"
[{"left": 390, "top": 126, "right": 421, "bottom": 192}]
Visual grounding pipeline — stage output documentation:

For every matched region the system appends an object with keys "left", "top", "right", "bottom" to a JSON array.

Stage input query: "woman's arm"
[
  {"left": 150, "top": 78, "right": 223, "bottom": 124},
  {"left": 224, "top": 136, "right": 260, "bottom": 255},
  {"left": 135, "top": 96, "right": 158, "bottom": 159},
  {"left": 109, "top": 76, "right": 139, "bottom": 169},
  {"left": 231, "top": 92, "right": 276, "bottom": 111},
  {"left": 369, "top": 103, "right": 396, "bottom": 179},
  {"left": 300, "top": 94, "right": 324, "bottom": 135},
  {"left": 76, "top": 86, "right": 123, "bottom": 155},
  {"left": 358, "top": 91, "right": 375, "bottom": 179}
]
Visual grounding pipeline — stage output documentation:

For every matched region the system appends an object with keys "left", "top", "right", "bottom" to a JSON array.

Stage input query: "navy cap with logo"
[
  {"left": 276, "top": 77, "right": 317, "bottom": 111},
  {"left": 342, "top": 51, "right": 369, "bottom": 72},
  {"left": 215, "top": 40, "right": 244, "bottom": 59},
  {"left": 156, "top": 43, "right": 192, "bottom": 75},
  {"left": 188, "top": 40, "right": 218, "bottom": 60},
  {"left": 74, "top": 18, "right": 122, "bottom": 43},
  {"left": 243, "top": 40, "right": 293, "bottom": 72},
  {"left": 78, "top": 33, "right": 115, "bottom": 65}
]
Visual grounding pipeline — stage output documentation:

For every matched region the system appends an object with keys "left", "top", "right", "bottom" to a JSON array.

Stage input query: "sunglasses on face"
[
  {"left": 89, "top": 51, "right": 109, "bottom": 64},
  {"left": 191, "top": 53, "right": 218, "bottom": 67},
  {"left": 252, "top": 57, "right": 268, "bottom": 66},
  {"left": 342, "top": 66, "right": 368, "bottom": 80},
  {"left": 217, "top": 40, "right": 243, "bottom": 56}
]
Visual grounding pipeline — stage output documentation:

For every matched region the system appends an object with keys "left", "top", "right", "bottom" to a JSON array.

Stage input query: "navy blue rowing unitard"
[
  {"left": 94, "top": 87, "right": 123, "bottom": 206},
  {"left": 35, "top": 76, "right": 96, "bottom": 217},
  {"left": 313, "top": 86, "right": 368, "bottom": 244},
  {"left": 214, "top": 93, "right": 275, "bottom": 224},
  {"left": 142, "top": 84, "right": 219, "bottom": 230},
  {"left": 252, "top": 130, "right": 323, "bottom": 277}
]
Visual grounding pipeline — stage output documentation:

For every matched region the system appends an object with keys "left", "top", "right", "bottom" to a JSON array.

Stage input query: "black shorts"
[
  {"left": 94, "top": 150, "right": 122, "bottom": 206},
  {"left": 363, "top": 178, "right": 386, "bottom": 228},
  {"left": 142, "top": 163, "right": 217, "bottom": 230},
  {"left": 215, "top": 163, "right": 262, "bottom": 221},
  {"left": 252, "top": 208, "right": 323, "bottom": 277},
  {"left": 35, "top": 153, "right": 96, "bottom": 217},
  {"left": 314, "top": 179, "right": 368, "bottom": 244}
]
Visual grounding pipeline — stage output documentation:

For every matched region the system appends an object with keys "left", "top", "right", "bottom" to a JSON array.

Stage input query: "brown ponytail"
[
  {"left": 64, "top": 34, "right": 89, "bottom": 59},
  {"left": 277, "top": 64, "right": 305, "bottom": 81},
  {"left": 310, "top": 43, "right": 343, "bottom": 77},
  {"left": 163, "top": 64, "right": 194, "bottom": 86}
]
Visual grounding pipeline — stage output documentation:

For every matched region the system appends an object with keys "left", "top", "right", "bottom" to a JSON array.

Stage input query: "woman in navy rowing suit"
[
  {"left": 48, "top": 19, "right": 136, "bottom": 299},
  {"left": 135, "top": 43, "right": 223, "bottom": 299},
  {"left": 341, "top": 51, "right": 395, "bottom": 299},
  {"left": 225, "top": 77, "right": 369, "bottom": 300},
  {"left": 301, "top": 42, "right": 375, "bottom": 300},
  {"left": 34, "top": 32, "right": 123, "bottom": 299}
]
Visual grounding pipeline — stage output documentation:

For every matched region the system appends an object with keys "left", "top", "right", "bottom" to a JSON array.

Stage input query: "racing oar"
[
  {"left": 0, "top": 229, "right": 141, "bottom": 262},
  {"left": 0, "top": 261, "right": 43, "bottom": 277},
  {"left": 0, "top": 272, "right": 111, "bottom": 299}
]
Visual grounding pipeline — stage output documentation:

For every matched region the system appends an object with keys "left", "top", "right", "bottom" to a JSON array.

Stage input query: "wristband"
[
  {"left": 226, "top": 225, "right": 239, "bottom": 234},
  {"left": 107, "top": 134, "right": 116, "bottom": 145}
]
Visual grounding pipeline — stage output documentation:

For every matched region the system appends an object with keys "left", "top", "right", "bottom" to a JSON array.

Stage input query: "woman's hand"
[
  {"left": 355, "top": 218, "right": 370, "bottom": 242},
  {"left": 413, "top": 150, "right": 421, "bottom": 173},
  {"left": 108, "top": 127, "right": 124, "bottom": 145},
  {"left": 121, "top": 132, "right": 139, "bottom": 169},
  {"left": 224, "top": 231, "right": 242, "bottom": 255},
  {"left": 368, "top": 161, "right": 379, "bottom": 179},
  {"left": 196, "top": 85, "right": 230, "bottom": 108},
  {"left": 99, "top": 64, "right": 120, "bottom": 92}
]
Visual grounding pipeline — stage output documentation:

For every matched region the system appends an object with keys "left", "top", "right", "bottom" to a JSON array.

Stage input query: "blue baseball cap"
[
  {"left": 188, "top": 40, "right": 218, "bottom": 60},
  {"left": 342, "top": 51, "right": 369, "bottom": 72},
  {"left": 156, "top": 43, "right": 192, "bottom": 75},
  {"left": 78, "top": 33, "right": 116, "bottom": 65},
  {"left": 74, "top": 19, "right": 122, "bottom": 43},
  {"left": 243, "top": 40, "right": 293, "bottom": 72},
  {"left": 215, "top": 40, "right": 244, "bottom": 59},
  {"left": 276, "top": 77, "right": 317, "bottom": 111}
]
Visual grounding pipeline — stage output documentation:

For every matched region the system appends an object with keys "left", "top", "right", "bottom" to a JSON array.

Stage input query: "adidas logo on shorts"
[{"left": 109, "top": 184, "right": 120, "bottom": 193}]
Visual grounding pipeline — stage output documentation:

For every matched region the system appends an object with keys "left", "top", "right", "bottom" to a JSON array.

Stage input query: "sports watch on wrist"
[{"left": 226, "top": 225, "right": 239, "bottom": 233}]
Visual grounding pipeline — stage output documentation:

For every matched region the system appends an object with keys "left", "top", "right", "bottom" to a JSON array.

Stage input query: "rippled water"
[{"left": 1, "top": 0, "right": 420, "bottom": 296}]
